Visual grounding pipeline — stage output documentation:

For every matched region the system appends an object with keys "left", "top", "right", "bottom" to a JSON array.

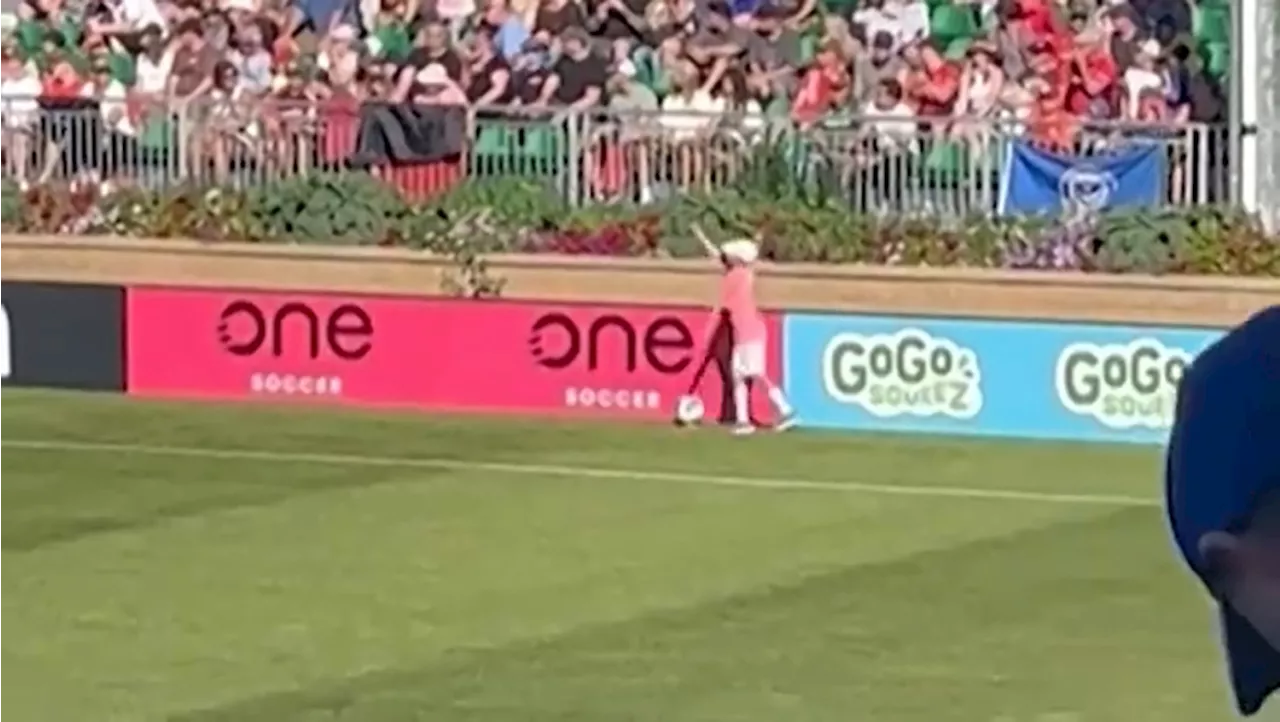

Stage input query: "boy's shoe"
[
  {"left": 732, "top": 423, "right": 757, "bottom": 436},
  {"left": 775, "top": 414, "right": 798, "bottom": 432}
]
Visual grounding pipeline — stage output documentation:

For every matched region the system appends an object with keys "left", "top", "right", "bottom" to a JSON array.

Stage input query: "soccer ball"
[{"left": 674, "top": 395, "right": 705, "bottom": 426}]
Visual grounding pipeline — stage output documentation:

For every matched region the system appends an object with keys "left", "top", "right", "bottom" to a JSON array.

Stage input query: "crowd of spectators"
[{"left": 0, "top": 0, "right": 1232, "bottom": 180}]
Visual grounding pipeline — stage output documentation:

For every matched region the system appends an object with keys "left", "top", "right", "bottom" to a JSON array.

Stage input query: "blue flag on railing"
[{"left": 998, "top": 139, "right": 1165, "bottom": 216}]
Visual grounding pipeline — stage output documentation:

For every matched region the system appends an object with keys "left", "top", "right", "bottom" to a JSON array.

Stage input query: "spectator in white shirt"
[
  {"left": 659, "top": 59, "right": 726, "bottom": 188},
  {"left": 89, "top": 0, "right": 167, "bottom": 39},
  {"left": 85, "top": 61, "right": 137, "bottom": 137},
  {"left": 229, "top": 22, "right": 274, "bottom": 95},
  {"left": 318, "top": 23, "right": 361, "bottom": 87},
  {"left": 659, "top": 58, "right": 726, "bottom": 141},
  {"left": 853, "top": 0, "right": 896, "bottom": 47},
  {"left": 79, "top": 59, "right": 142, "bottom": 182},
  {"left": 854, "top": 0, "right": 929, "bottom": 52},
  {"left": 862, "top": 78, "right": 918, "bottom": 153},
  {"left": 1, "top": 38, "right": 41, "bottom": 129},
  {"left": 884, "top": 0, "right": 930, "bottom": 46},
  {"left": 1122, "top": 38, "right": 1164, "bottom": 120},
  {"left": 1, "top": 38, "right": 41, "bottom": 182},
  {"left": 132, "top": 24, "right": 173, "bottom": 96}
]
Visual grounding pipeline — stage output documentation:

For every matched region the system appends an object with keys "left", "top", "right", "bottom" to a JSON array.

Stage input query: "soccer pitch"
[{"left": 2, "top": 389, "right": 1233, "bottom": 722}]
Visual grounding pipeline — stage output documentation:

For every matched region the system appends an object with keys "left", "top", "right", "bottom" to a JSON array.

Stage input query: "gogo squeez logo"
[
  {"left": 1055, "top": 339, "right": 1191, "bottom": 430},
  {"left": 822, "top": 328, "right": 982, "bottom": 419}
]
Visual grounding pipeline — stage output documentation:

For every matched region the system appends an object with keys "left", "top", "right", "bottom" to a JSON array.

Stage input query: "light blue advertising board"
[{"left": 782, "top": 313, "right": 1224, "bottom": 444}]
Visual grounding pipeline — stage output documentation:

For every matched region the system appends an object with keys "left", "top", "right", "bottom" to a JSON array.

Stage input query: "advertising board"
[
  {"left": 126, "top": 288, "right": 782, "bottom": 422},
  {"left": 783, "top": 312, "right": 1223, "bottom": 444},
  {"left": 1, "top": 281, "right": 126, "bottom": 392}
]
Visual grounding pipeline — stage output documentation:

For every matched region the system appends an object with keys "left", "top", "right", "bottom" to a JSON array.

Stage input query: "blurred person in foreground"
[
  {"left": 691, "top": 224, "right": 796, "bottom": 436},
  {"left": 1167, "top": 305, "right": 1280, "bottom": 717}
]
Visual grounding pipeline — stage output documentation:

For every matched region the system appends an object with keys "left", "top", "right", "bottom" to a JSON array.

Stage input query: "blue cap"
[{"left": 1166, "top": 305, "right": 1280, "bottom": 716}]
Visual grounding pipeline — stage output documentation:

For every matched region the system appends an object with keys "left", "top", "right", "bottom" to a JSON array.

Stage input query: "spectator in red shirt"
[
  {"left": 1019, "top": 0, "right": 1053, "bottom": 34},
  {"left": 1064, "top": 28, "right": 1118, "bottom": 119},
  {"left": 1025, "top": 35, "right": 1068, "bottom": 99},
  {"left": 1025, "top": 74, "right": 1078, "bottom": 152},
  {"left": 901, "top": 41, "right": 959, "bottom": 118},
  {"left": 791, "top": 40, "right": 849, "bottom": 126},
  {"left": 40, "top": 59, "right": 84, "bottom": 100},
  {"left": 1005, "top": 0, "right": 1062, "bottom": 50}
]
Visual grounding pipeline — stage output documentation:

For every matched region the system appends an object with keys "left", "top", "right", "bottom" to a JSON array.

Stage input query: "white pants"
[{"left": 731, "top": 341, "right": 766, "bottom": 380}]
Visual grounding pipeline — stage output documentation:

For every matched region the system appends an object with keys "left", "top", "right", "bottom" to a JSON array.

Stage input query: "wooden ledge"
[{"left": 4, "top": 235, "right": 1275, "bottom": 327}]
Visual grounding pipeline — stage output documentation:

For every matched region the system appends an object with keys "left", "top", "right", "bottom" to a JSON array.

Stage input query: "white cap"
[
  {"left": 415, "top": 63, "right": 450, "bottom": 85},
  {"left": 720, "top": 239, "right": 759, "bottom": 265},
  {"left": 330, "top": 24, "right": 357, "bottom": 42}
]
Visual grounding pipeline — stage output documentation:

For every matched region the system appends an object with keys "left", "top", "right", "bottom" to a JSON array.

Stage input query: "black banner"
[
  {"left": 1, "top": 281, "right": 125, "bottom": 392},
  {"left": 347, "top": 103, "right": 467, "bottom": 168}
]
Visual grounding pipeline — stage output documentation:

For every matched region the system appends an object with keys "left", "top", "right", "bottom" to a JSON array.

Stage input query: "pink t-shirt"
[{"left": 720, "top": 266, "right": 767, "bottom": 344}]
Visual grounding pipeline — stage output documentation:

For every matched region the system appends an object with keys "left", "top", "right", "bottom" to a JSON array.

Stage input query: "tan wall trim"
[{"left": 4, "top": 235, "right": 1276, "bottom": 327}]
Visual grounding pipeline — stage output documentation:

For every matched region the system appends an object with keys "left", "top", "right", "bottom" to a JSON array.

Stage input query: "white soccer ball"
[{"left": 674, "top": 395, "right": 705, "bottom": 425}]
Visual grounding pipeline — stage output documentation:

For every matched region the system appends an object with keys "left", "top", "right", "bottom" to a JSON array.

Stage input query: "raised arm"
[{"left": 690, "top": 223, "right": 722, "bottom": 261}]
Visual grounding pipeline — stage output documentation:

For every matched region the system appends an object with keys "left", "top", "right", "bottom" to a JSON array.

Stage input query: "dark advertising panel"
[{"left": 1, "top": 282, "right": 126, "bottom": 392}]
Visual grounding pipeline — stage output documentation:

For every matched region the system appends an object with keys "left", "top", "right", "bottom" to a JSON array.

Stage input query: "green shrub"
[
  {"left": 240, "top": 174, "right": 412, "bottom": 244},
  {"left": 1, "top": 179, "right": 20, "bottom": 228},
  {"left": 427, "top": 177, "right": 565, "bottom": 231},
  {"left": 1095, "top": 206, "right": 1280, "bottom": 276},
  {"left": 3, "top": 175, "right": 1276, "bottom": 277}
]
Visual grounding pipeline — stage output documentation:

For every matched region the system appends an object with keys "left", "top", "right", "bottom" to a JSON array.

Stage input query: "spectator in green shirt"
[
  {"left": 369, "top": 0, "right": 413, "bottom": 63},
  {"left": 15, "top": 0, "right": 80, "bottom": 58},
  {"left": 81, "top": 30, "right": 136, "bottom": 86},
  {"left": 607, "top": 57, "right": 658, "bottom": 112}
]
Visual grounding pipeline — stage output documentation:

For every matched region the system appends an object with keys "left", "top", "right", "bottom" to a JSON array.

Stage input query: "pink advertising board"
[{"left": 126, "top": 288, "right": 783, "bottom": 422}]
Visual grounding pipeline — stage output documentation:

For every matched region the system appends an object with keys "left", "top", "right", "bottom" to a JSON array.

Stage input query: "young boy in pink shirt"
[{"left": 694, "top": 225, "right": 796, "bottom": 435}]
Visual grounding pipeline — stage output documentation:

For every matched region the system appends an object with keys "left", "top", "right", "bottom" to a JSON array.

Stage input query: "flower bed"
[{"left": 3, "top": 174, "right": 1277, "bottom": 277}]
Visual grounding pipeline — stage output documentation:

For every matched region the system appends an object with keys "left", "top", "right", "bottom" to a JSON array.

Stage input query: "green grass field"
[{"left": 2, "top": 389, "right": 1234, "bottom": 722}]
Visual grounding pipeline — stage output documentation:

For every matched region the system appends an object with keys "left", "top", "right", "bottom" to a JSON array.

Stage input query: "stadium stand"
[{"left": 0, "top": 0, "right": 1231, "bottom": 207}]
